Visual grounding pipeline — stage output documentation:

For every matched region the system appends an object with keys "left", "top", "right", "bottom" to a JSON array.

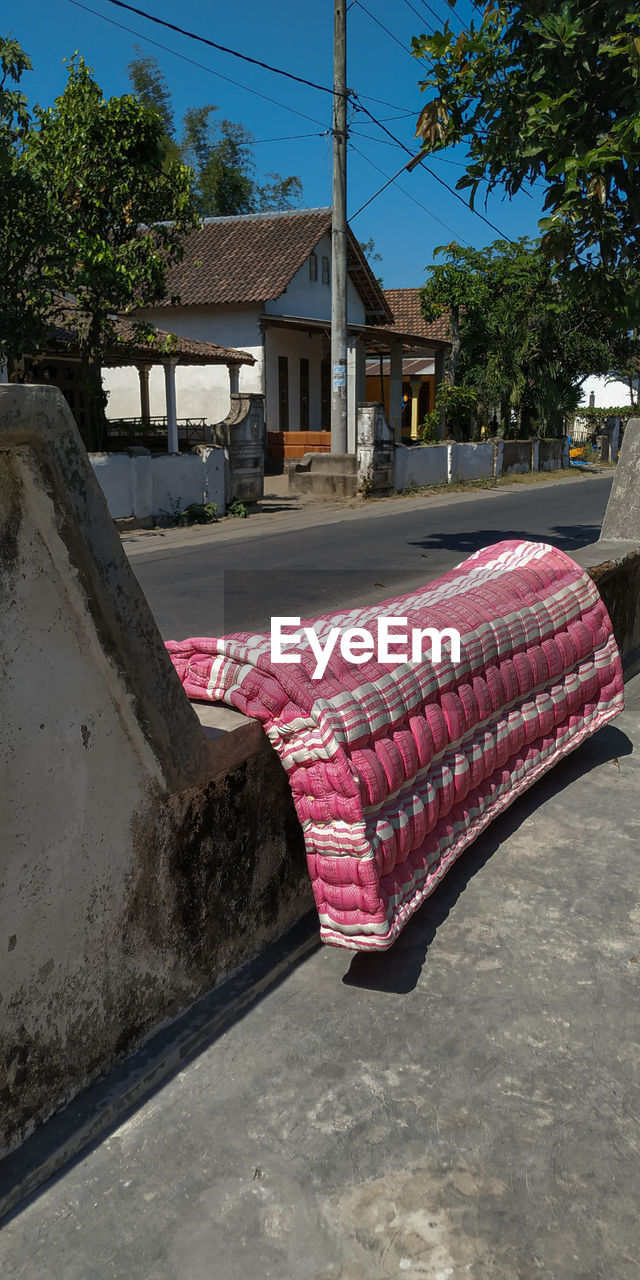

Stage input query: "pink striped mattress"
[{"left": 167, "top": 540, "right": 624, "bottom": 951}]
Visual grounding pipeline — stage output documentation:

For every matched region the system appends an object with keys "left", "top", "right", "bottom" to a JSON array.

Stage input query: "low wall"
[
  {"left": 538, "top": 439, "right": 564, "bottom": 471},
  {"left": 1, "top": 386, "right": 309, "bottom": 1164},
  {"left": 395, "top": 438, "right": 567, "bottom": 490},
  {"left": 501, "top": 439, "right": 534, "bottom": 474},
  {"left": 394, "top": 443, "right": 448, "bottom": 490},
  {"left": 89, "top": 446, "right": 227, "bottom": 521},
  {"left": 448, "top": 441, "right": 494, "bottom": 482}
]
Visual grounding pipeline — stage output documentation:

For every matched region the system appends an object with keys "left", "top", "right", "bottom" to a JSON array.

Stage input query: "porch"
[{"left": 260, "top": 313, "right": 449, "bottom": 468}]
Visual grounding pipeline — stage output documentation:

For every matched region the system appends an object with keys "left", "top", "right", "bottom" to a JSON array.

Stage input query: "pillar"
[
  {"left": 389, "top": 341, "right": 403, "bottom": 444},
  {"left": 410, "top": 378, "right": 421, "bottom": 441},
  {"left": 229, "top": 364, "right": 239, "bottom": 395},
  {"left": 434, "top": 348, "right": 446, "bottom": 440},
  {"left": 164, "top": 358, "right": 179, "bottom": 454},
  {"left": 137, "top": 363, "right": 151, "bottom": 425}
]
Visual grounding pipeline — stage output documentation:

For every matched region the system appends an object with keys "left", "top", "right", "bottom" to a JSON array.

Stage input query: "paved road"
[{"left": 129, "top": 473, "right": 613, "bottom": 640}]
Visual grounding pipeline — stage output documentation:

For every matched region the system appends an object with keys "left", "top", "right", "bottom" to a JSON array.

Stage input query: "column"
[
  {"left": 229, "top": 364, "right": 239, "bottom": 395},
  {"left": 389, "top": 341, "right": 403, "bottom": 444},
  {"left": 137, "top": 363, "right": 151, "bottom": 425},
  {"left": 434, "top": 348, "right": 446, "bottom": 440},
  {"left": 410, "top": 378, "right": 421, "bottom": 441},
  {"left": 164, "top": 357, "right": 179, "bottom": 454}
]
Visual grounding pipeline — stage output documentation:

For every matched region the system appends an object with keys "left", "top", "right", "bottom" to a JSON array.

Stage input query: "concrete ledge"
[
  {"left": 573, "top": 538, "right": 640, "bottom": 679},
  {"left": 0, "top": 911, "right": 319, "bottom": 1224}
]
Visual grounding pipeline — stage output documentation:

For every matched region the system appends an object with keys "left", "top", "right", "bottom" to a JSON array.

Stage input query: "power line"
[
  {"left": 68, "top": 0, "right": 420, "bottom": 129},
  {"left": 252, "top": 132, "right": 329, "bottom": 145},
  {"left": 352, "top": 95, "right": 514, "bottom": 240},
  {"left": 67, "top": 0, "right": 332, "bottom": 130},
  {"left": 101, "top": 0, "right": 341, "bottom": 98},
  {"left": 355, "top": 0, "right": 434, "bottom": 70},
  {"left": 349, "top": 142, "right": 470, "bottom": 243}
]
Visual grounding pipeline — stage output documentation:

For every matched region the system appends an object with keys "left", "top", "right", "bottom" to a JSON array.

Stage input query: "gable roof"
[
  {"left": 160, "top": 207, "right": 392, "bottom": 325},
  {"left": 384, "top": 288, "right": 451, "bottom": 343}
]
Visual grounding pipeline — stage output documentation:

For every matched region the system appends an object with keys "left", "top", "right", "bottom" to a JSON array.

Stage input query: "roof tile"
[{"left": 384, "top": 288, "right": 451, "bottom": 343}]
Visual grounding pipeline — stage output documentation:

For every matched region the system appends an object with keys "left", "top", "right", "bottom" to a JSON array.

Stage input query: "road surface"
[{"left": 128, "top": 473, "right": 612, "bottom": 640}]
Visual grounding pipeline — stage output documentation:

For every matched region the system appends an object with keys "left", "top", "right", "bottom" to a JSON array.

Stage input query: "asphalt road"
[{"left": 129, "top": 473, "right": 613, "bottom": 641}]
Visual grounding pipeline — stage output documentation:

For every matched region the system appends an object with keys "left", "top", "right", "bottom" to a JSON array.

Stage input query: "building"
[{"left": 102, "top": 209, "right": 450, "bottom": 463}]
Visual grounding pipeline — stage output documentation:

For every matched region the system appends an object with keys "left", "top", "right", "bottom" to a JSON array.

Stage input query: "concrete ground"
[{"left": 2, "top": 676, "right": 639, "bottom": 1279}]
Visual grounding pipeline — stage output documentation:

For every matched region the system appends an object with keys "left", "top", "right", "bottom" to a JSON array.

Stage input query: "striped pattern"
[{"left": 167, "top": 541, "right": 624, "bottom": 951}]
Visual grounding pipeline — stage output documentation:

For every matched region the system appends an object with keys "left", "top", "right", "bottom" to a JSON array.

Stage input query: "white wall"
[
  {"left": 89, "top": 448, "right": 227, "bottom": 520},
  {"left": 264, "top": 232, "right": 367, "bottom": 325},
  {"left": 264, "top": 327, "right": 325, "bottom": 432},
  {"left": 580, "top": 375, "right": 635, "bottom": 410},
  {"left": 102, "top": 303, "right": 264, "bottom": 426}
]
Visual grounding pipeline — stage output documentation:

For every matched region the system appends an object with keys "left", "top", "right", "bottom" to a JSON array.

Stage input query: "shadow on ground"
[
  {"left": 343, "top": 720, "right": 633, "bottom": 996},
  {"left": 408, "top": 524, "right": 603, "bottom": 557}
]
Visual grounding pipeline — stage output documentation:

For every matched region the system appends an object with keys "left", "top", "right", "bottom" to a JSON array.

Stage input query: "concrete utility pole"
[{"left": 331, "top": 0, "right": 348, "bottom": 455}]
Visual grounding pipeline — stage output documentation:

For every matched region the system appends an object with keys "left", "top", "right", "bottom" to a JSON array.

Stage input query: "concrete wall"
[
  {"left": 1, "top": 386, "right": 311, "bottom": 1159},
  {"left": 394, "top": 438, "right": 568, "bottom": 491},
  {"left": 538, "top": 439, "right": 564, "bottom": 471},
  {"left": 501, "top": 439, "right": 534, "bottom": 475},
  {"left": 448, "top": 441, "right": 494, "bottom": 482},
  {"left": 89, "top": 447, "right": 227, "bottom": 520},
  {"left": 394, "top": 443, "right": 449, "bottom": 490}
]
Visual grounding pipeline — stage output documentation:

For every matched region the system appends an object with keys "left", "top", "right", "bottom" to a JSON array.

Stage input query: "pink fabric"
[{"left": 167, "top": 540, "right": 624, "bottom": 950}]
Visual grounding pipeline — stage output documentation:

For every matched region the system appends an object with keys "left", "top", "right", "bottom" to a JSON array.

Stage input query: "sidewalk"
[
  {"left": 122, "top": 467, "right": 605, "bottom": 559},
  {"left": 2, "top": 675, "right": 638, "bottom": 1278}
]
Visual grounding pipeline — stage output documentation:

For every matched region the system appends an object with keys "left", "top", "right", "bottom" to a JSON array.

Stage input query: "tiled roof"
[
  {"left": 45, "top": 302, "right": 253, "bottom": 365},
  {"left": 109, "top": 318, "right": 254, "bottom": 366},
  {"left": 159, "top": 208, "right": 392, "bottom": 325},
  {"left": 384, "top": 288, "right": 451, "bottom": 343}
]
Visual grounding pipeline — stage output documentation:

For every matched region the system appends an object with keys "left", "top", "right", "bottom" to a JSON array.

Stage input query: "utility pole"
[{"left": 331, "top": 0, "right": 348, "bottom": 455}]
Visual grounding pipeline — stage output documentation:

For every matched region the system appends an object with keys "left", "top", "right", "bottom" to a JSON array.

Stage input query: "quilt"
[{"left": 167, "top": 540, "right": 624, "bottom": 951}]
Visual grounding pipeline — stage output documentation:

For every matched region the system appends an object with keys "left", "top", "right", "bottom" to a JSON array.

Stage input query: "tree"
[
  {"left": 420, "top": 238, "right": 630, "bottom": 437},
  {"left": 20, "top": 54, "right": 200, "bottom": 446},
  {"left": 412, "top": 2, "right": 640, "bottom": 281},
  {"left": 127, "top": 52, "right": 303, "bottom": 218},
  {"left": 0, "top": 37, "right": 53, "bottom": 362}
]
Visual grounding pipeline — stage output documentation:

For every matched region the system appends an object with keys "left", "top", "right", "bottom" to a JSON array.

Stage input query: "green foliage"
[
  {"left": 419, "top": 381, "right": 478, "bottom": 441},
  {"left": 1, "top": 42, "right": 201, "bottom": 449},
  {"left": 412, "top": 2, "right": 640, "bottom": 279},
  {"left": 0, "top": 36, "right": 52, "bottom": 360},
  {"left": 359, "top": 237, "right": 384, "bottom": 287},
  {"left": 420, "top": 237, "right": 632, "bottom": 437},
  {"left": 161, "top": 499, "right": 218, "bottom": 527},
  {"left": 127, "top": 54, "right": 302, "bottom": 218},
  {"left": 573, "top": 404, "right": 637, "bottom": 428},
  {"left": 226, "top": 497, "right": 248, "bottom": 518}
]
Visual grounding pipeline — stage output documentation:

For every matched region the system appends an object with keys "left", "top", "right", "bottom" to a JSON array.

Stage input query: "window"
[
  {"left": 322, "top": 256, "right": 330, "bottom": 284},
  {"left": 309, "top": 253, "right": 318, "bottom": 281},
  {"left": 300, "top": 358, "right": 310, "bottom": 431},
  {"left": 278, "top": 355, "right": 289, "bottom": 430}
]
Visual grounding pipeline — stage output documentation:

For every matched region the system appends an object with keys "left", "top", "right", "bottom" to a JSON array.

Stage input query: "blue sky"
[{"left": 13, "top": 0, "right": 546, "bottom": 287}]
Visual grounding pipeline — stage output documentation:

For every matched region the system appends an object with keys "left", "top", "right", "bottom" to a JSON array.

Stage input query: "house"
[
  {"left": 13, "top": 305, "right": 254, "bottom": 453},
  {"left": 367, "top": 288, "right": 451, "bottom": 440},
  {"left": 102, "top": 209, "right": 451, "bottom": 462}
]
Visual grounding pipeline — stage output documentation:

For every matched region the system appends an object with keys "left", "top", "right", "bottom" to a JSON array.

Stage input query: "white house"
[{"left": 102, "top": 208, "right": 450, "bottom": 460}]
